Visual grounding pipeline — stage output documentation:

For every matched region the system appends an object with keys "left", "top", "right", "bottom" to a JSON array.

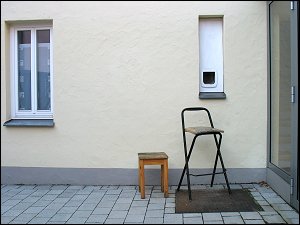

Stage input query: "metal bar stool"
[{"left": 177, "top": 107, "right": 231, "bottom": 200}]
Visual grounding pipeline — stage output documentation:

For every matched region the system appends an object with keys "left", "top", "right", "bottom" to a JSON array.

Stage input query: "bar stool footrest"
[{"left": 190, "top": 171, "right": 226, "bottom": 177}]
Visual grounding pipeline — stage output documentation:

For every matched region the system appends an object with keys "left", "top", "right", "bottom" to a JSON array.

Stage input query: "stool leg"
[
  {"left": 177, "top": 135, "right": 197, "bottom": 200},
  {"left": 138, "top": 160, "right": 141, "bottom": 193},
  {"left": 161, "top": 164, "right": 164, "bottom": 192},
  {"left": 211, "top": 134, "right": 231, "bottom": 194},
  {"left": 139, "top": 159, "right": 145, "bottom": 199},
  {"left": 217, "top": 136, "right": 231, "bottom": 194},
  {"left": 163, "top": 159, "right": 169, "bottom": 198},
  {"left": 210, "top": 134, "right": 220, "bottom": 187}
]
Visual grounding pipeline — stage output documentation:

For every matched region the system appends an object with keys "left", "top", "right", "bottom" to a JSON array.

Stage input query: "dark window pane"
[
  {"left": 37, "top": 30, "right": 51, "bottom": 110},
  {"left": 18, "top": 30, "right": 31, "bottom": 110}
]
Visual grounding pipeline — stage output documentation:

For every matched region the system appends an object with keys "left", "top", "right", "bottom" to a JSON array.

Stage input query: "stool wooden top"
[{"left": 138, "top": 152, "right": 168, "bottom": 160}]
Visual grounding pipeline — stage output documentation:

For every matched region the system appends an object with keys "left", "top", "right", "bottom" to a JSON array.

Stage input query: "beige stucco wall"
[{"left": 1, "top": 1, "right": 267, "bottom": 169}]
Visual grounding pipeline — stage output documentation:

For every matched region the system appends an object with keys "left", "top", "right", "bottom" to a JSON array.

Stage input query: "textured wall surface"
[{"left": 1, "top": 1, "right": 267, "bottom": 169}]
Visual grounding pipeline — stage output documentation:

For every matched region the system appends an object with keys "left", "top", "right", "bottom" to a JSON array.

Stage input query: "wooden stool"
[{"left": 138, "top": 152, "right": 169, "bottom": 199}]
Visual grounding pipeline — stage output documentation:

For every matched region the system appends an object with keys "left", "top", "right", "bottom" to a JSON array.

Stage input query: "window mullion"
[
  {"left": 31, "top": 28, "right": 37, "bottom": 114},
  {"left": 14, "top": 28, "right": 19, "bottom": 115}
]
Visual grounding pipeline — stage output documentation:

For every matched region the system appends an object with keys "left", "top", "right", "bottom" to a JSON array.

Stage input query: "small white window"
[
  {"left": 199, "top": 17, "right": 225, "bottom": 99},
  {"left": 10, "top": 25, "right": 53, "bottom": 118}
]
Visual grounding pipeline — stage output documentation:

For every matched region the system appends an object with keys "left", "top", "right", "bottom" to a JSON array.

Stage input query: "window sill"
[
  {"left": 199, "top": 92, "right": 226, "bottom": 99},
  {"left": 3, "top": 119, "right": 54, "bottom": 127}
]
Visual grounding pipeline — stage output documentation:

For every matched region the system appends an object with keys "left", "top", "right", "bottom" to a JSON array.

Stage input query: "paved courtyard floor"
[{"left": 1, "top": 183, "right": 299, "bottom": 224}]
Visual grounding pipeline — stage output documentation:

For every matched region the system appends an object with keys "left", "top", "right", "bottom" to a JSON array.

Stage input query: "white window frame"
[
  {"left": 10, "top": 25, "right": 53, "bottom": 119},
  {"left": 199, "top": 17, "right": 224, "bottom": 93}
]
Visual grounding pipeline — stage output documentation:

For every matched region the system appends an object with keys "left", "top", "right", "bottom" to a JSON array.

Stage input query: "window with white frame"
[
  {"left": 199, "top": 17, "right": 226, "bottom": 99},
  {"left": 10, "top": 25, "right": 53, "bottom": 118}
]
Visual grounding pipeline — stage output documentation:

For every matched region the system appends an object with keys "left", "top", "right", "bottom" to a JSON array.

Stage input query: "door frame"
[{"left": 267, "top": 1, "right": 298, "bottom": 211}]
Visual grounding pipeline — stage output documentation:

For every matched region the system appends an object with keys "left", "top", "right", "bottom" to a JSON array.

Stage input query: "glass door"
[{"left": 268, "top": 1, "right": 298, "bottom": 211}]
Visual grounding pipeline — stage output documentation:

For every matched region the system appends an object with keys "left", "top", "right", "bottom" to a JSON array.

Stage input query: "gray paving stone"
[
  {"left": 166, "top": 198, "right": 175, "bottom": 203},
  {"left": 261, "top": 205, "right": 276, "bottom": 212},
  {"left": 72, "top": 210, "right": 92, "bottom": 218},
  {"left": 128, "top": 207, "right": 147, "bottom": 215},
  {"left": 107, "top": 210, "right": 128, "bottom": 219},
  {"left": 84, "top": 197, "right": 103, "bottom": 204},
  {"left": 104, "top": 218, "right": 125, "bottom": 224},
  {"left": 259, "top": 211, "right": 279, "bottom": 216},
  {"left": 23, "top": 206, "right": 45, "bottom": 214},
  {"left": 64, "top": 200, "right": 84, "bottom": 207},
  {"left": 145, "top": 209, "right": 164, "bottom": 217},
  {"left": 102, "top": 195, "right": 119, "bottom": 201},
  {"left": 45, "top": 203, "right": 64, "bottom": 210},
  {"left": 149, "top": 198, "right": 165, "bottom": 204},
  {"left": 119, "top": 192, "right": 136, "bottom": 198},
  {"left": 131, "top": 200, "right": 149, "bottom": 207},
  {"left": 92, "top": 207, "right": 112, "bottom": 215},
  {"left": 221, "top": 212, "right": 240, "bottom": 217},
  {"left": 284, "top": 218, "right": 300, "bottom": 224},
  {"left": 262, "top": 214, "right": 286, "bottom": 224},
  {"left": 183, "top": 217, "right": 204, "bottom": 224},
  {"left": 78, "top": 203, "right": 97, "bottom": 211},
  {"left": 204, "top": 220, "right": 224, "bottom": 224},
  {"left": 36, "top": 209, "right": 59, "bottom": 218},
  {"left": 2, "top": 209, "right": 24, "bottom": 217},
  {"left": 112, "top": 203, "right": 131, "bottom": 211},
  {"left": 244, "top": 219, "right": 265, "bottom": 224},
  {"left": 86, "top": 214, "right": 107, "bottom": 223},
  {"left": 49, "top": 213, "right": 72, "bottom": 222},
  {"left": 271, "top": 203, "right": 295, "bottom": 211},
  {"left": 165, "top": 202, "right": 175, "bottom": 208},
  {"left": 11, "top": 203, "right": 34, "bottom": 211},
  {"left": 240, "top": 212, "right": 262, "bottom": 220},
  {"left": 1, "top": 216, "right": 16, "bottom": 224},
  {"left": 106, "top": 189, "right": 122, "bottom": 195},
  {"left": 241, "top": 184, "right": 255, "bottom": 188},
  {"left": 10, "top": 194, "right": 30, "bottom": 200},
  {"left": 1, "top": 205, "right": 14, "bottom": 214},
  {"left": 250, "top": 191, "right": 262, "bottom": 197},
  {"left": 147, "top": 203, "right": 164, "bottom": 210},
  {"left": 124, "top": 214, "right": 145, "bottom": 223},
  {"left": 97, "top": 201, "right": 115, "bottom": 208},
  {"left": 66, "top": 217, "right": 88, "bottom": 224},
  {"left": 47, "top": 190, "right": 64, "bottom": 195},
  {"left": 2, "top": 199, "right": 22, "bottom": 206},
  {"left": 164, "top": 207, "right": 175, "bottom": 213},
  {"left": 164, "top": 213, "right": 183, "bottom": 224},
  {"left": 223, "top": 216, "right": 244, "bottom": 224},
  {"left": 32, "top": 200, "right": 52, "bottom": 207},
  {"left": 71, "top": 194, "right": 89, "bottom": 201},
  {"left": 116, "top": 198, "right": 133, "bottom": 204},
  {"left": 265, "top": 197, "right": 286, "bottom": 204},
  {"left": 57, "top": 206, "right": 78, "bottom": 214},
  {"left": 134, "top": 194, "right": 150, "bottom": 200},
  {"left": 203, "top": 212, "right": 222, "bottom": 221},
  {"left": 278, "top": 210, "right": 299, "bottom": 219},
  {"left": 183, "top": 213, "right": 202, "bottom": 218},
  {"left": 254, "top": 196, "right": 265, "bottom": 201},
  {"left": 257, "top": 200, "right": 270, "bottom": 206},
  {"left": 151, "top": 192, "right": 165, "bottom": 198},
  {"left": 52, "top": 197, "right": 70, "bottom": 204},
  {"left": 28, "top": 217, "right": 50, "bottom": 224},
  {"left": 11, "top": 213, "right": 36, "bottom": 223},
  {"left": 9, "top": 220, "right": 28, "bottom": 224},
  {"left": 144, "top": 217, "right": 163, "bottom": 224}
]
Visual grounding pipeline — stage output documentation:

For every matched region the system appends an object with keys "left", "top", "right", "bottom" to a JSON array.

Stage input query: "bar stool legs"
[{"left": 177, "top": 133, "right": 231, "bottom": 200}]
